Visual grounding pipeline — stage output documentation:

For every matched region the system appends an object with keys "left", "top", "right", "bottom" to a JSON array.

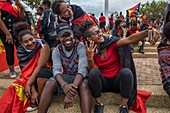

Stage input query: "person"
[
  {"left": 126, "top": 22, "right": 142, "bottom": 53},
  {"left": 0, "top": 27, "right": 52, "bottom": 112},
  {"left": 39, "top": 0, "right": 58, "bottom": 51},
  {"left": 51, "top": 0, "right": 95, "bottom": 40},
  {"left": 38, "top": 23, "right": 91, "bottom": 113},
  {"left": 108, "top": 14, "right": 114, "bottom": 31},
  {"left": 0, "top": 0, "right": 25, "bottom": 78},
  {"left": 91, "top": 13, "right": 98, "bottom": 25},
  {"left": 111, "top": 19, "right": 124, "bottom": 38},
  {"left": 99, "top": 13, "right": 106, "bottom": 33},
  {"left": 35, "top": 6, "right": 44, "bottom": 38},
  {"left": 80, "top": 20, "right": 159, "bottom": 113},
  {"left": 158, "top": 22, "right": 170, "bottom": 97},
  {"left": 118, "top": 11, "right": 124, "bottom": 20}
]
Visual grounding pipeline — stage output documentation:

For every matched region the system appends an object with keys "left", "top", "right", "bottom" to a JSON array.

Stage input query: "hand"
[
  {"left": 63, "top": 83, "right": 77, "bottom": 99},
  {"left": 64, "top": 96, "right": 74, "bottom": 109},
  {"left": 15, "top": 0, "right": 24, "bottom": 9},
  {"left": 31, "top": 91, "right": 39, "bottom": 105},
  {"left": 150, "top": 27, "right": 160, "bottom": 46},
  {"left": 5, "top": 33, "right": 13, "bottom": 44},
  {"left": 25, "top": 84, "right": 31, "bottom": 98},
  {"left": 85, "top": 41, "right": 97, "bottom": 59}
]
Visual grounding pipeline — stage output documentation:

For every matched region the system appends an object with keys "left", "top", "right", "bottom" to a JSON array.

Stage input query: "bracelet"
[{"left": 62, "top": 82, "right": 68, "bottom": 89}]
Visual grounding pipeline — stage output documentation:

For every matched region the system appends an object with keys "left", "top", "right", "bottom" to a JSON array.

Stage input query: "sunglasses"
[{"left": 89, "top": 29, "right": 102, "bottom": 36}]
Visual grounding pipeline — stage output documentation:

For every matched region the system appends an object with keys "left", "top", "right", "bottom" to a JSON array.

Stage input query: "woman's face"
[
  {"left": 21, "top": 34, "right": 37, "bottom": 50},
  {"left": 59, "top": 3, "right": 73, "bottom": 18},
  {"left": 88, "top": 26, "right": 104, "bottom": 44}
]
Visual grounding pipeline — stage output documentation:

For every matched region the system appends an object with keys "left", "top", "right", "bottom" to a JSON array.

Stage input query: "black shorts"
[
  {"left": 100, "top": 22, "right": 106, "bottom": 28},
  {"left": 36, "top": 68, "right": 53, "bottom": 78}
]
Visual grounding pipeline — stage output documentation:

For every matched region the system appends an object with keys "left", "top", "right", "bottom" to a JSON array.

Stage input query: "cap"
[{"left": 56, "top": 23, "right": 73, "bottom": 37}]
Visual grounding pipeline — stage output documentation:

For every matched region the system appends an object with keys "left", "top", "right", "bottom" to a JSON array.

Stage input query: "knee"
[
  {"left": 119, "top": 68, "right": 133, "bottom": 80},
  {"left": 43, "top": 80, "right": 56, "bottom": 93},
  {"left": 88, "top": 68, "right": 101, "bottom": 80},
  {"left": 78, "top": 81, "right": 89, "bottom": 93}
]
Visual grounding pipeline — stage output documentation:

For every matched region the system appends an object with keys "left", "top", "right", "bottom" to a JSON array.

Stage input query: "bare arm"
[
  {"left": 27, "top": 44, "right": 50, "bottom": 86},
  {"left": 117, "top": 28, "right": 159, "bottom": 47}
]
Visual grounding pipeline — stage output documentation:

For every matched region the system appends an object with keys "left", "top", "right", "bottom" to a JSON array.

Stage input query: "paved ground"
[{"left": 0, "top": 58, "right": 161, "bottom": 86}]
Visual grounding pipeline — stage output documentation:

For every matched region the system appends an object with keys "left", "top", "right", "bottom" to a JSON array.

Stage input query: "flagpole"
[{"left": 105, "top": 0, "right": 109, "bottom": 25}]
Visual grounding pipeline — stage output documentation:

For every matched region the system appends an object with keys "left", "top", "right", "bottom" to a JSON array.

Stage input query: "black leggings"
[
  {"left": 0, "top": 35, "right": 20, "bottom": 66},
  {"left": 88, "top": 68, "right": 133, "bottom": 99}
]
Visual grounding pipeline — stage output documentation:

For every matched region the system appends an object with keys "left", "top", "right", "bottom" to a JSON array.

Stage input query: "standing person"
[
  {"left": 39, "top": 0, "right": 58, "bottom": 51},
  {"left": 51, "top": 0, "right": 95, "bottom": 40},
  {"left": 80, "top": 20, "right": 158, "bottom": 113},
  {"left": 118, "top": 11, "right": 124, "bottom": 20},
  {"left": 99, "top": 13, "right": 106, "bottom": 33},
  {"left": 0, "top": 0, "right": 25, "bottom": 78},
  {"left": 111, "top": 19, "right": 124, "bottom": 38},
  {"left": 38, "top": 23, "right": 91, "bottom": 113},
  {"left": 158, "top": 22, "right": 170, "bottom": 97},
  {"left": 0, "top": 28, "right": 52, "bottom": 113},
  {"left": 109, "top": 14, "right": 114, "bottom": 31},
  {"left": 35, "top": 6, "right": 43, "bottom": 38},
  {"left": 91, "top": 13, "right": 98, "bottom": 25}
]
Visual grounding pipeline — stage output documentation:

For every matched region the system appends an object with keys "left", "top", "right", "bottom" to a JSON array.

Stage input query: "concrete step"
[
  {"left": 133, "top": 42, "right": 160, "bottom": 48},
  {"left": 132, "top": 52, "right": 158, "bottom": 58},
  {"left": 134, "top": 47, "right": 157, "bottom": 52}
]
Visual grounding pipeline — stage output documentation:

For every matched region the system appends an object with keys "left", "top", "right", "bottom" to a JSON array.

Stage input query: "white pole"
[{"left": 105, "top": 0, "right": 109, "bottom": 25}]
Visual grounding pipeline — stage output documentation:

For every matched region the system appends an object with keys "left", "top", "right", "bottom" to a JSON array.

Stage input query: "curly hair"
[
  {"left": 52, "top": 0, "right": 66, "bottom": 15},
  {"left": 13, "top": 22, "right": 31, "bottom": 38},
  {"left": 163, "top": 22, "right": 170, "bottom": 40},
  {"left": 79, "top": 19, "right": 94, "bottom": 40}
]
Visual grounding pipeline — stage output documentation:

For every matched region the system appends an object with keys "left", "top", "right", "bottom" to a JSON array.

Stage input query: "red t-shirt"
[
  {"left": 109, "top": 17, "right": 114, "bottom": 23},
  {"left": 94, "top": 42, "right": 122, "bottom": 78},
  {"left": 99, "top": 16, "right": 106, "bottom": 22}
]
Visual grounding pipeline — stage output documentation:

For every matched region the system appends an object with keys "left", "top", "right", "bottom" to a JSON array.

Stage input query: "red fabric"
[
  {"left": 130, "top": 90, "right": 152, "bottom": 113},
  {"left": 0, "top": 46, "right": 19, "bottom": 72},
  {"left": 94, "top": 42, "right": 122, "bottom": 78},
  {"left": 99, "top": 16, "right": 106, "bottom": 22},
  {"left": 0, "top": 1, "right": 19, "bottom": 18},
  {"left": 0, "top": 49, "right": 40, "bottom": 113},
  {"left": 36, "top": 17, "right": 41, "bottom": 34},
  {"left": 109, "top": 17, "right": 114, "bottom": 22},
  {"left": 73, "top": 13, "right": 96, "bottom": 26},
  {"left": 127, "top": 3, "right": 140, "bottom": 17},
  {"left": 128, "top": 28, "right": 140, "bottom": 35}
]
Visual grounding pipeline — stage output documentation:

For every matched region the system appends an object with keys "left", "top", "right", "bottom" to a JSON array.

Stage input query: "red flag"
[
  {"left": 0, "top": 49, "right": 40, "bottom": 113},
  {"left": 127, "top": 3, "right": 140, "bottom": 17}
]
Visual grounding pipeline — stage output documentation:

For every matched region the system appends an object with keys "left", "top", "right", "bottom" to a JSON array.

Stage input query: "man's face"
[
  {"left": 59, "top": 3, "right": 73, "bottom": 19},
  {"left": 88, "top": 26, "right": 104, "bottom": 44},
  {"left": 59, "top": 32, "right": 74, "bottom": 51},
  {"left": 36, "top": 9, "right": 43, "bottom": 16}
]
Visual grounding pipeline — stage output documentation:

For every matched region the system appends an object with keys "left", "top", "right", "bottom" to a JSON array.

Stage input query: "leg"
[
  {"left": 38, "top": 80, "right": 57, "bottom": 113},
  {"left": 139, "top": 39, "right": 145, "bottom": 54},
  {"left": 37, "top": 78, "right": 48, "bottom": 96},
  {"left": 78, "top": 80, "right": 91, "bottom": 113}
]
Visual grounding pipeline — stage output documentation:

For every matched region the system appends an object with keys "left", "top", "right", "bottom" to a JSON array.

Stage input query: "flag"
[{"left": 127, "top": 3, "right": 140, "bottom": 17}]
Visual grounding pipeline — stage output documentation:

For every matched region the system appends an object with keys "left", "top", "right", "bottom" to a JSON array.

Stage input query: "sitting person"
[
  {"left": 158, "top": 22, "right": 170, "bottom": 97},
  {"left": 0, "top": 28, "right": 52, "bottom": 113},
  {"left": 80, "top": 20, "right": 159, "bottom": 113},
  {"left": 111, "top": 19, "right": 124, "bottom": 38},
  {"left": 38, "top": 23, "right": 91, "bottom": 113}
]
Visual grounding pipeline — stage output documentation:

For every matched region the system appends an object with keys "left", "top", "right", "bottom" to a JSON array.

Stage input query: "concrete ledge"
[
  {"left": 132, "top": 52, "right": 158, "bottom": 58},
  {"left": 134, "top": 47, "right": 157, "bottom": 52}
]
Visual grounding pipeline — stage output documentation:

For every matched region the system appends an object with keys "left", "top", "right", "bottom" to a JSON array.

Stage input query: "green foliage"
[{"left": 140, "top": 0, "right": 168, "bottom": 21}]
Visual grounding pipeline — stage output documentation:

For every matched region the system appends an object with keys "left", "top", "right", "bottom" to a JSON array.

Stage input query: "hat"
[
  {"left": 56, "top": 23, "right": 73, "bottom": 37},
  {"left": 52, "top": 0, "right": 67, "bottom": 14}
]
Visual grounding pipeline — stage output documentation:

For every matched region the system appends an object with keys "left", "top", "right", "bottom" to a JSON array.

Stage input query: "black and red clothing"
[{"left": 99, "top": 16, "right": 106, "bottom": 29}]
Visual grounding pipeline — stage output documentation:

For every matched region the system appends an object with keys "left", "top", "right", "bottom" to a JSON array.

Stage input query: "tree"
[{"left": 140, "top": 0, "right": 168, "bottom": 22}]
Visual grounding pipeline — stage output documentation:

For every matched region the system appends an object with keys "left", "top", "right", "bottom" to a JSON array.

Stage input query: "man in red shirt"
[{"left": 99, "top": 13, "right": 106, "bottom": 33}]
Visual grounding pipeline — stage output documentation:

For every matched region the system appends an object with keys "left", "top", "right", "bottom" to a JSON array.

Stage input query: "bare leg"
[
  {"left": 38, "top": 80, "right": 57, "bottom": 113},
  {"left": 37, "top": 78, "right": 48, "bottom": 96},
  {"left": 78, "top": 80, "right": 92, "bottom": 113},
  {"left": 121, "top": 98, "right": 128, "bottom": 105}
]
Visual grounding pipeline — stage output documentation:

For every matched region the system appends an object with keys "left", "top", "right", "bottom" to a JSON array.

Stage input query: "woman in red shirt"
[{"left": 80, "top": 20, "right": 159, "bottom": 113}]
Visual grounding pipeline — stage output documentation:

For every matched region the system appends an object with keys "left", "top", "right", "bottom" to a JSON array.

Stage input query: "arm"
[
  {"left": 117, "top": 28, "right": 159, "bottom": 47},
  {"left": 73, "top": 43, "right": 88, "bottom": 87},
  {"left": 15, "top": 0, "right": 25, "bottom": 20},
  {"left": 0, "top": 15, "right": 13, "bottom": 44},
  {"left": 26, "top": 44, "right": 50, "bottom": 86}
]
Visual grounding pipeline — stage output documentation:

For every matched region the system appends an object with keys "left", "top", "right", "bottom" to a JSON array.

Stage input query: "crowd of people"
[{"left": 0, "top": 0, "right": 169, "bottom": 113}]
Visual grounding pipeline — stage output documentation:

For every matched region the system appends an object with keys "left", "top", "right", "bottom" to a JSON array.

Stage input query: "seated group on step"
[{"left": 0, "top": 1, "right": 160, "bottom": 113}]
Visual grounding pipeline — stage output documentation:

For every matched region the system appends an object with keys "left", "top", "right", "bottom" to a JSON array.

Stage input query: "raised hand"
[{"left": 85, "top": 41, "right": 97, "bottom": 59}]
